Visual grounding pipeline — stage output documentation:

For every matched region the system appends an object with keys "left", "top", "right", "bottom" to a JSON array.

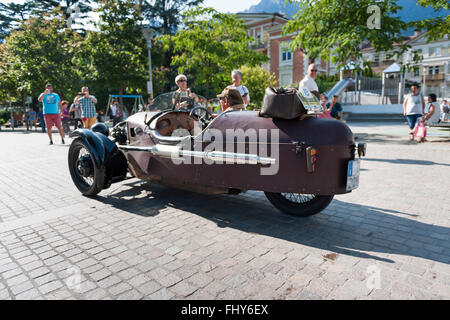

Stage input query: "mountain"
[
  {"left": 244, "top": 0, "right": 449, "bottom": 22},
  {"left": 244, "top": 0, "right": 300, "bottom": 17}
]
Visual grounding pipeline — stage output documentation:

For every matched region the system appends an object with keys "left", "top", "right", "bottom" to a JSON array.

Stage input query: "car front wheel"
[
  {"left": 68, "top": 138, "right": 104, "bottom": 196},
  {"left": 264, "top": 192, "right": 334, "bottom": 217}
]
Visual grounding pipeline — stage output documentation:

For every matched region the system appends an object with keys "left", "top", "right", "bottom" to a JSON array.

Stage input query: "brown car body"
[{"left": 69, "top": 95, "right": 364, "bottom": 217}]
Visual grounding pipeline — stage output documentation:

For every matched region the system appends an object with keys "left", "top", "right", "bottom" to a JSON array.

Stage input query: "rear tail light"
[{"left": 306, "top": 147, "right": 317, "bottom": 173}]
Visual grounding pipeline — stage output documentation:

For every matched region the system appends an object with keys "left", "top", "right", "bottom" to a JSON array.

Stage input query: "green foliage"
[
  {"left": 239, "top": 65, "right": 277, "bottom": 108},
  {"left": 0, "top": 9, "right": 84, "bottom": 105},
  {"left": 315, "top": 74, "right": 339, "bottom": 93},
  {"left": 284, "top": 0, "right": 410, "bottom": 69},
  {"left": 162, "top": 7, "right": 268, "bottom": 99},
  {"left": 0, "top": 1, "right": 94, "bottom": 40},
  {"left": 0, "top": 109, "right": 10, "bottom": 125},
  {"left": 141, "top": 0, "right": 204, "bottom": 35},
  {"left": 81, "top": 0, "right": 148, "bottom": 112},
  {"left": 415, "top": 0, "right": 449, "bottom": 42}
]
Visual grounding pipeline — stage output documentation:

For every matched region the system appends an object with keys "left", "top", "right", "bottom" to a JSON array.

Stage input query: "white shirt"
[
  {"left": 405, "top": 93, "right": 423, "bottom": 115},
  {"left": 110, "top": 104, "right": 117, "bottom": 117},
  {"left": 426, "top": 103, "right": 440, "bottom": 124},
  {"left": 227, "top": 85, "right": 250, "bottom": 102},
  {"left": 299, "top": 75, "right": 319, "bottom": 93}
]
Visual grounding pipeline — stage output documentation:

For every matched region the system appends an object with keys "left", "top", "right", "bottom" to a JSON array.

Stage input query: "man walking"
[
  {"left": 38, "top": 84, "right": 65, "bottom": 145},
  {"left": 403, "top": 83, "right": 425, "bottom": 140},
  {"left": 75, "top": 86, "right": 98, "bottom": 129}
]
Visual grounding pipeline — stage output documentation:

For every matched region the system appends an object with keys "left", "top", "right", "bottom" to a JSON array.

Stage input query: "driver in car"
[
  {"left": 172, "top": 74, "right": 198, "bottom": 110},
  {"left": 218, "top": 88, "right": 245, "bottom": 112}
]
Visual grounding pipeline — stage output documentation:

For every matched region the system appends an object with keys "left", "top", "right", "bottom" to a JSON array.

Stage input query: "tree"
[
  {"left": 163, "top": 7, "right": 268, "bottom": 99},
  {"left": 140, "top": 0, "right": 204, "bottom": 35},
  {"left": 239, "top": 66, "right": 277, "bottom": 109},
  {"left": 83, "top": 0, "right": 147, "bottom": 111},
  {"left": 415, "top": 0, "right": 449, "bottom": 42},
  {"left": 0, "top": 1, "right": 94, "bottom": 41},
  {"left": 140, "top": 0, "right": 205, "bottom": 91},
  {"left": 0, "top": 9, "right": 84, "bottom": 106},
  {"left": 283, "top": 0, "right": 410, "bottom": 68},
  {"left": 0, "top": 2, "right": 33, "bottom": 41}
]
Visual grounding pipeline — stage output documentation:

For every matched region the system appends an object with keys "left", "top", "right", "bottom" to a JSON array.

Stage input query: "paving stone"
[
  {"left": 1, "top": 131, "right": 450, "bottom": 300},
  {"left": 39, "top": 280, "right": 64, "bottom": 295},
  {"left": 155, "top": 273, "right": 183, "bottom": 287},
  {"left": 109, "top": 282, "right": 132, "bottom": 296},
  {"left": 97, "top": 275, "right": 122, "bottom": 289},
  {"left": 169, "top": 279, "right": 199, "bottom": 297},
  {"left": 137, "top": 281, "right": 162, "bottom": 296}
]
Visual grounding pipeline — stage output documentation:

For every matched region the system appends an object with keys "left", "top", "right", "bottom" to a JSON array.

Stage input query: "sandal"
[{"left": 409, "top": 133, "right": 414, "bottom": 141}]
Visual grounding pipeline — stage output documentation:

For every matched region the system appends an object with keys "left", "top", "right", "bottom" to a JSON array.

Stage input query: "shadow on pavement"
[
  {"left": 364, "top": 158, "right": 450, "bottom": 167},
  {"left": 92, "top": 181, "right": 450, "bottom": 263},
  {"left": 95, "top": 180, "right": 450, "bottom": 265}
]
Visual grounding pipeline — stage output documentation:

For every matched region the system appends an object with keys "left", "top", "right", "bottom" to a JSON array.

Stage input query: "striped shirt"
[{"left": 78, "top": 96, "right": 97, "bottom": 118}]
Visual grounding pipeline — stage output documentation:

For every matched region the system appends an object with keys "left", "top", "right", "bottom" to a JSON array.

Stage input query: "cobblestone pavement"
[{"left": 0, "top": 124, "right": 449, "bottom": 300}]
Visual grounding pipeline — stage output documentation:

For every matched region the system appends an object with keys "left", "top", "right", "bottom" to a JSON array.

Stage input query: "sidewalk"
[{"left": 0, "top": 124, "right": 449, "bottom": 300}]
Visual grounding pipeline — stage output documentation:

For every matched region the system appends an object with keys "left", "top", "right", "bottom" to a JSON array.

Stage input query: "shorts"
[
  {"left": 44, "top": 114, "right": 62, "bottom": 129},
  {"left": 82, "top": 117, "right": 97, "bottom": 129},
  {"left": 406, "top": 114, "right": 423, "bottom": 130}
]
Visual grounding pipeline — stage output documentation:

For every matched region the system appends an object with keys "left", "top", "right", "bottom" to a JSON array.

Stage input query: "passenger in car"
[
  {"left": 172, "top": 74, "right": 198, "bottom": 109},
  {"left": 218, "top": 88, "right": 245, "bottom": 112},
  {"left": 210, "top": 88, "right": 245, "bottom": 119}
]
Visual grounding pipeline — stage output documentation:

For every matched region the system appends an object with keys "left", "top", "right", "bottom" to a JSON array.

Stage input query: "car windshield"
[{"left": 148, "top": 91, "right": 212, "bottom": 112}]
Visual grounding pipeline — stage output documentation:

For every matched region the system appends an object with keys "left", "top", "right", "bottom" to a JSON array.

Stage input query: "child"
[{"left": 61, "top": 100, "right": 71, "bottom": 134}]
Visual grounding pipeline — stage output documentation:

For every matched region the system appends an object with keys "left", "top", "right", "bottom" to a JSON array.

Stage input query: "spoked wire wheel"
[
  {"left": 264, "top": 192, "right": 334, "bottom": 217},
  {"left": 68, "top": 138, "right": 104, "bottom": 196}
]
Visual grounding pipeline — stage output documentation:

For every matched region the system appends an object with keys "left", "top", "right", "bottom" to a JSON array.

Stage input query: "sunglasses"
[
  {"left": 178, "top": 79, "right": 187, "bottom": 82},
  {"left": 311, "top": 69, "right": 318, "bottom": 72}
]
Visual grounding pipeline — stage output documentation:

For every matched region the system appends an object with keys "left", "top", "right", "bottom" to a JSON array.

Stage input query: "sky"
[
  {"left": 3, "top": 0, "right": 261, "bottom": 13},
  {"left": 203, "top": 0, "right": 260, "bottom": 13}
]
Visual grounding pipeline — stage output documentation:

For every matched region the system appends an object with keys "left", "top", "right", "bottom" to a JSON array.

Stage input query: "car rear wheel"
[
  {"left": 264, "top": 192, "right": 334, "bottom": 217},
  {"left": 68, "top": 138, "right": 104, "bottom": 196}
]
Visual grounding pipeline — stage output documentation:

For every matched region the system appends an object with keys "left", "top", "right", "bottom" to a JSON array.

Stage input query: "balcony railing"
[
  {"left": 424, "top": 73, "right": 445, "bottom": 82},
  {"left": 371, "top": 59, "right": 395, "bottom": 67},
  {"left": 249, "top": 41, "right": 268, "bottom": 50}
]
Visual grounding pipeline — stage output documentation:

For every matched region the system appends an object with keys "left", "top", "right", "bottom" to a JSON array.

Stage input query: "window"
[
  {"left": 435, "top": 66, "right": 440, "bottom": 74},
  {"left": 281, "top": 46, "right": 292, "bottom": 62},
  {"left": 374, "top": 55, "right": 379, "bottom": 63},
  {"left": 413, "top": 68, "right": 420, "bottom": 77},
  {"left": 428, "top": 66, "right": 434, "bottom": 75},
  {"left": 429, "top": 47, "right": 435, "bottom": 56}
]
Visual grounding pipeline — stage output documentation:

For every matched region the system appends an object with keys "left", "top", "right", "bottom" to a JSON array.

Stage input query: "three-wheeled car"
[{"left": 68, "top": 89, "right": 366, "bottom": 217}]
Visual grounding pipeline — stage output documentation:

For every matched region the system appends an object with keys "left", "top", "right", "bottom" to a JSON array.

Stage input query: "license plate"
[{"left": 346, "top": 159, "right": 360, "bottom": 191}]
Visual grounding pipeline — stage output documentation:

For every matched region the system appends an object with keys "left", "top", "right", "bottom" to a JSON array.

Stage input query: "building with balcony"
[
  {"left": 237, "top": 13, "right": 331, "bottom": 87},
  {"left": 361, "top": 31, "right": 450, "bottom": 98}
]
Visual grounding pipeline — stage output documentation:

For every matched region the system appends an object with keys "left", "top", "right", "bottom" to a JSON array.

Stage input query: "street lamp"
[{"left": 142, "top": 27, "right": 155, "bottom": 99}]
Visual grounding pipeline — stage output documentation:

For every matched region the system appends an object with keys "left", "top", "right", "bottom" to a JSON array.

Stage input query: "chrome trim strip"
[{"left": 118, "top": 145, "right": 276, "bottom": 165}]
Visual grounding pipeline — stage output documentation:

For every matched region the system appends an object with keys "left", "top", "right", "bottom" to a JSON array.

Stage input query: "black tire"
[
  {"left": 264, "top": 192, "right": 334, "bottom": 217},
  {"left": 68, "top": 138, "right": 104, "bottom": 196}
]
